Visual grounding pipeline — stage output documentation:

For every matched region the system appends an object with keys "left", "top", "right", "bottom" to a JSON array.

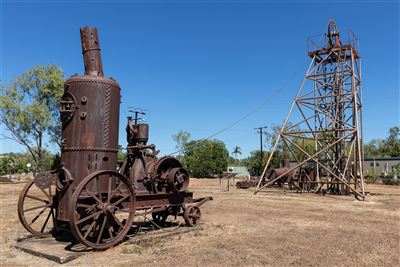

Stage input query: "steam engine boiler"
[{"left": 17, "top": 27, "right": 211, "bottom": 250}]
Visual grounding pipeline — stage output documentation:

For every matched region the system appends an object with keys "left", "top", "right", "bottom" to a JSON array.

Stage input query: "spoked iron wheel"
[
  {"left": 69, "top": 170, "right": 135, "bottom": 250},
  {"left": 168, "top": 167, "right": 189, "bottom": 193},
  {"left": 183, "top": 205, "right": 201, "bottom": 227},
  {"left": 18, "top": 175, "right": 56, "bottom": 237}
]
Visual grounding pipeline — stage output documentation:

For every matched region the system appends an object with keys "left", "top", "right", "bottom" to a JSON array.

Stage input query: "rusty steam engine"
[{"left": 17, "top": 27, "right": 211, "bottom": 249}]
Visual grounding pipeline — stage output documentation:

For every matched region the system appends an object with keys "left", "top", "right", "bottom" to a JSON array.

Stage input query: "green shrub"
[{"left": 382, "top": 179, "right": 400, "bottom": 186}]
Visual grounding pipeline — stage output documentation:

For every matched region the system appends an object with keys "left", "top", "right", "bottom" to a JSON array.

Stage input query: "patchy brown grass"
[{"left": 0, "top": 180, "right": 399, "bottom": 266}]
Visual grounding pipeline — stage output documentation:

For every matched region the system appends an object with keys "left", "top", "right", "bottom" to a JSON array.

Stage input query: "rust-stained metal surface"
[
  {"left": 236, "top": 177, "right": 259, "bottom": 189},
  {"left": 255, "top": 20, "right": 365, "bottom": 199},
  {"left": 236, "top": 159, "right": 294, "bottom": 189},
  {"left": 57, "top": 27, "right": 121, "bottom": 223},
  {"left": 17, "top": 27, "right": 212, "bottom": 250}
]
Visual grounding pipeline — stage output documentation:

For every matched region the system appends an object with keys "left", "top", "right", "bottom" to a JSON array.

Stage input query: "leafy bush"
[
  {"left": 382, "top": 179, "right": 400, "bottom": 186},
  {"left": 182, "top": 139, "right": 229, "bottom": 178}
]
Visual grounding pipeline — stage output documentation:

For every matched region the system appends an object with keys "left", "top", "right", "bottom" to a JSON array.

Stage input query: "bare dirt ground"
[{"left": 1, "top": 179, "right": 399, "bottom": 266}]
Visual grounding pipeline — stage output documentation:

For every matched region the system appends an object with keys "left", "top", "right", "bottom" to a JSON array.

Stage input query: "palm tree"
[{"left": 232, "top": 146, "right": 242, "bottom": 166}]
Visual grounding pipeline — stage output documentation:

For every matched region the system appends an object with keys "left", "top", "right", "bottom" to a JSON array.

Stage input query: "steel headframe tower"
[{"left": 255, "top": 20, "right": 365, "bottom": 199}]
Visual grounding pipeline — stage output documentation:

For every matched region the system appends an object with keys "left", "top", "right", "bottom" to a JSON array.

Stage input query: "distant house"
[
  {"left": 364, "top": 157, "right": 400, "bottom": 177},
  {"left": 289, "top": 157, "right": 400, "bottom": 177},
  {"left": 227, "top": 166, "right": 250, "bottom": 177}
]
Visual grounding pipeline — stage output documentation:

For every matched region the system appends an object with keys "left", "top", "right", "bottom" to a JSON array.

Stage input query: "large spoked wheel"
[
  {"left": 69, "top": 170, "right": 135, "bottom": 250},
  {"left": 184, "top": 205, "right": 201, "bottom": 227},
  {"left": 18, "top": 175, "right": 56, "bottom": 237}
]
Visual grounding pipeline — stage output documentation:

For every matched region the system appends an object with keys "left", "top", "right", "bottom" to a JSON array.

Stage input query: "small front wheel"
[{"left": 183, "top": 206, "right": 201, "bottom": 227}]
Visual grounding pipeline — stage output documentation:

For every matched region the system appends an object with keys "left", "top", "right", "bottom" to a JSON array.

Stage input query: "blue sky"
[{"left": 1, "top": 0, "right": 399, "bottom": 158}]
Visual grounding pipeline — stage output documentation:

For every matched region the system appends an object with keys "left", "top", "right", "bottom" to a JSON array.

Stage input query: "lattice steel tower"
[{"left": 255, "top": 20, "right": 365, "bottom": 199}]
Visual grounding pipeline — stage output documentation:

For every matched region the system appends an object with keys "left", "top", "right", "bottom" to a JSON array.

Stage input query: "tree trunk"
[{"left": 37, "top": 131, "right": 43, "bottom": 172}]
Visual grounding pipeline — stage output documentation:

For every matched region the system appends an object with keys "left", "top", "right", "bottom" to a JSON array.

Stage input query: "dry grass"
[{"left": 0, "top": 179, "right": 399, "bottom": 266}]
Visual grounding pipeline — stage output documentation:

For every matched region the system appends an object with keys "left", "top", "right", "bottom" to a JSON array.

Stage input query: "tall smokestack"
[{"left": 80, "top": 27, "right": 104, "bottom": 76}]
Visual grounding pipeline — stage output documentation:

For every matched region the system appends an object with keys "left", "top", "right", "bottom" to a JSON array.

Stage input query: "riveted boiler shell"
[
  {"left": 58, "top": 75, "right": 120, "bottom": 221},
  {"left": 61, "top": 75, "right": 120, "bottom": 182}
]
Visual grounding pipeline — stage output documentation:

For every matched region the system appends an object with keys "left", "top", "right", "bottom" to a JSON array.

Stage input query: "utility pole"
[{"left": 254, "top": 126, "right": 268, "bottom": 176}]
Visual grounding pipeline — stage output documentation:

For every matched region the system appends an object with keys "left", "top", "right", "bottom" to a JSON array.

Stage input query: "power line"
[{"left": 168, "top": 71, "right": 298, "bottom": 156}]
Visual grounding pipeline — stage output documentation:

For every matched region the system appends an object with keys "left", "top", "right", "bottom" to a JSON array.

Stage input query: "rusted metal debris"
[
  {"left": 17, "top": 27, "right": 212, "bottom": 250},
  {"left": 236, "top": 159, "right": 294, "bottom": 189},
  {"left": 236, "top": 178, "right": 258, "bottom": 189},
  {"left": 236, "top": 159, "right": 318, "bottom": 191}
]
